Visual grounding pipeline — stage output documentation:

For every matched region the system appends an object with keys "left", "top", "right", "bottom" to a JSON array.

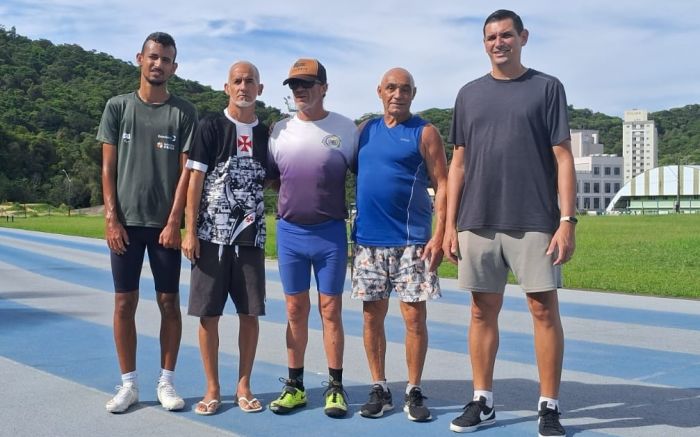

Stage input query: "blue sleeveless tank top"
[{"left": 354, "top": 115, "right": 433, "bottom": 246}]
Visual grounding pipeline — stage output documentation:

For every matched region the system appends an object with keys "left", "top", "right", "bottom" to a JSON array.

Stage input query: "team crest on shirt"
[
  {"left": 322, "top": 134, "right": 342, "bottom": 149},
  {"left": 238, "top": 134, "right": 253, "bottom": 156}
]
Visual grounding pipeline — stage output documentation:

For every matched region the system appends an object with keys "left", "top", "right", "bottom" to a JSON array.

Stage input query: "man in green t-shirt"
[{"left": 97, "top": 32, "right": 197, "bottom": 414}]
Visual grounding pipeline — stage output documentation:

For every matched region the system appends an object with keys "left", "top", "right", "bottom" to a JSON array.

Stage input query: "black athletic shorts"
[
  {"left": 187, "top": 239, "right": 266, "bottom": 317},
  {"left": 110, "top": 226, "right": 181, "bottom": 293}
]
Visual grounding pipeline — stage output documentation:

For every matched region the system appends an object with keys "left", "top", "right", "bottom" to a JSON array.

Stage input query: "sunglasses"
[{"left": 288, "top": 79, "right": 321, "bottom": 90}]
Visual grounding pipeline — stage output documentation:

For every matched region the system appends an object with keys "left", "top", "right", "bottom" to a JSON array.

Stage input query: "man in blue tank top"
[{"left": 352, "top": 68, "right": 448, "bottom": 422}]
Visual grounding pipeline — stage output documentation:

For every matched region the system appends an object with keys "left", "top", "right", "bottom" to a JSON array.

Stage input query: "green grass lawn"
[{"left": 1, "top": 212, "right": 698, "bottom": 298}]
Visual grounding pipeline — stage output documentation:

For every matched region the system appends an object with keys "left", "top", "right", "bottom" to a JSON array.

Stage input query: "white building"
[
  {"left": 622, "top": 109, "right": 658, "bottom": 183},
  {"left": 571, "top": 129, "right": 623, "bottom": 212},
  {"left": 606, "top": 165, "right": 700, "bottom": 214}
]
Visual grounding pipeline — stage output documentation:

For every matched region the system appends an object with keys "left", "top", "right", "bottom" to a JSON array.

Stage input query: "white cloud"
[{"left": 2, "top": 0, "right": 699, "bottom": 119}]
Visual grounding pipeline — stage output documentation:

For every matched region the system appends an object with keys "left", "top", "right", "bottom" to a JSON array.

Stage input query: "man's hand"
[
  {"left": 105, "top": 220, "right": 129, "bottom": 255},
  {"left": 442, "top": 228, "right": 459, "bottom": 264},
  {"left": 422, "top": 236, "right": 444, "bottom": 272},
  {"left": 547, "top": 222, "right": 576, "bottom": 265},
  {"left": 181, "top": 231, "right": 199, "bottom": 262},
  {"left": 159, "top": 222, "right": 181, "bottom": 249}
]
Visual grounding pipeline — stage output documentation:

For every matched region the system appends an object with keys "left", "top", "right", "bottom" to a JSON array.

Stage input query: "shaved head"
[
  {"left": 229, "top": 60, "right": 260, "bottom": 84},
  {"left": 380, "top": 67, "right": 415, "bottom": 89}
]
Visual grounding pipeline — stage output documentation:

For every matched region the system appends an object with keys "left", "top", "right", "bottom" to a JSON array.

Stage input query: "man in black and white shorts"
[{"left": 182, "top": 61, "right": 268, "bottom": 415}]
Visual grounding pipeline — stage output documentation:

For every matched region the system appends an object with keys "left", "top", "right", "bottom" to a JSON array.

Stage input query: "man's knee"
[
  {"left": 401, "top": 302, "right": 427, "bottom": 334},
  {"left": 157, "top": 294, "right": 182, "bottom": 320},
  {"left": 528, "top": 291, "right": 560, "bottom": 323},
  {"left": 114, "top": 293, "right": 138, "bottom": 319}
]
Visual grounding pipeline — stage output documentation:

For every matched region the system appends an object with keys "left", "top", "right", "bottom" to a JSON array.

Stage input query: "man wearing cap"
[
  {"left": 267, "top": 58, "right": 358, "bottom": 418},
  {"left": 352, "top": 67, "right": 447, "bottom": 423},
  {"left": 443, "top": 9, "right": 575, "bottom": 436}
]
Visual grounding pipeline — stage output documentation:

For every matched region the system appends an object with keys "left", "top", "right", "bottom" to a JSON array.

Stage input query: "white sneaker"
[
  {"left": 157, "top": 381, "right": 185, "bottom": 411},
  {"left": 106, "top": 385, "right": 139, "bottom": 413}
]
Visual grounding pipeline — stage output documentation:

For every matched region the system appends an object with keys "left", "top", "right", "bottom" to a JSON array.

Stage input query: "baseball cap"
[{"left": 282, "top": 58, "right": 327, "bottom": 85}]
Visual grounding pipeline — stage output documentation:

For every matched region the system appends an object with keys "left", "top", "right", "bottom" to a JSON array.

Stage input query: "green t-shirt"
[{"left": 97, "top": 92, "right": 198, "bottom": 227}]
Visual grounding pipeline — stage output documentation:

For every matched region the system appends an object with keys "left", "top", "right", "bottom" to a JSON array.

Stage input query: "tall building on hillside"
[
  {"left": 622, "top": 109, "right": 658, "bottom": 183},
  {"left": 571, "top": 129, "right": 623, "bottom": 212}
]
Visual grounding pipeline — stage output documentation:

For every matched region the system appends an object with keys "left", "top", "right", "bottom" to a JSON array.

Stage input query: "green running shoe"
[
  {"left": 323, "top": 380, "right": 348, "bottom": 418},
  {"left": 269, "top": 378, "right": 307, "bottom": 414}
]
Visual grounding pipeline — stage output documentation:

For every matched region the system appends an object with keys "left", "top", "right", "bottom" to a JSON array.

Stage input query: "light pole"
[{"left": 61, "top": 169, "right": 72, "bottom": 216}]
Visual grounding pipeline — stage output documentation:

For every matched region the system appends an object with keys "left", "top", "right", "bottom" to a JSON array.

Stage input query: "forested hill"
[
  {"left": 1, "top": 26, "right": 698, "bottom": 208},
  {"left": 0, "top": 26, "right": 282, "bottom": 207}
]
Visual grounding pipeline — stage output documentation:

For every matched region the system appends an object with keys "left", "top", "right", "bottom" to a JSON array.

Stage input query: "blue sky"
[{"left": 1, "top": 0, "right": 699, "bottom": 120}]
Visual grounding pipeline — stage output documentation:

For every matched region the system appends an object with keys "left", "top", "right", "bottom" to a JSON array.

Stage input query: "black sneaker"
[
  {"left": 538, "top": 401, "right": 565, "bottom": 437},
  {"left": 403, "top": 386, "right": 431, "bottom": 422},
  {"left": 450, "top": 396, "right": 496, "bottom": 432},
  {"left": 360, "top": 384, "right": 393, "bottom": 418}
]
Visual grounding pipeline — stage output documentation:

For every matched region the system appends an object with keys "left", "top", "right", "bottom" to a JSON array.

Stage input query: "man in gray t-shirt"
[
  {"left": 443, "top": 10, "right": 576, "bottom": 437},
  {"left": 97, "top": 32, "right": 197, "bottom": 414}
]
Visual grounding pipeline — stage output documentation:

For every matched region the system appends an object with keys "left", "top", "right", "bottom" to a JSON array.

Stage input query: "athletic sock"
[
  {"left": 121, "top": 371, "right": 138, "bottom": 388},
  {"left": 474, "top": 390, "right": 493, "bottom": 408},
  {"left": 373, "top": 380, "right": 388, "bottom": 391},
  {"left": 159, "top": 368, "right": 174, "bottom": 385},
  {"left": 289, "top": 367, "right": 304, "bottom": 390},
  {"left": 406, "top": 383, "right": 420, "bottom": 395},
  {"left": 539, "top": 396, "right": 559, "bottom": 411},
  {"left": 329, "top": 367, "right": 343, "bottom": 384}
]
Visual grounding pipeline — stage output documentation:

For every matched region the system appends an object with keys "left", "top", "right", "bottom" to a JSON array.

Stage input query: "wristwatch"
[{"left": 560, "top": 216, "right": 578, "bottom": 225}]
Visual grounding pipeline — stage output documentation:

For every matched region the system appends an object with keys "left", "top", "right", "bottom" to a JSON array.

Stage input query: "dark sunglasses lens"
[{"left": 289, "top": 80, "right": 315, "bottom": 89}]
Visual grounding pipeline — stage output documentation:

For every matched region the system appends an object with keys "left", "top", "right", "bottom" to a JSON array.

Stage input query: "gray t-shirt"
[
  {"left": 97, "top": 92, "right": 198, "bottom": 228},
  {"left": 449, "top": 69, "right": 570, "bottom": 233}
]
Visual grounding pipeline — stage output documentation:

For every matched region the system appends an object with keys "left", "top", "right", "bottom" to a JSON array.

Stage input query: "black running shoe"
[
  {"left": 538, "top": 401, "right": 565, "bottom": 436},
  {"left": 403, "top": 386, "right": 431, "bottom": 422},
  {"left": 360, "top": 384, "right": 393, "bottom": 418},
  {"left": 450, "top": 396, "right": 496, "bottom": 432}
]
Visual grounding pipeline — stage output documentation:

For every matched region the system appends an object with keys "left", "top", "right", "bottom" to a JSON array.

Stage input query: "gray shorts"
[
  {"left": 187, "top": 240, "right": 266, "bottom": 317},
  {"left": 457, "top": 230, "right": 561, "bottom": 293},
  {"left": 351, "top": 244, "right": 441, "bottom": 303}
]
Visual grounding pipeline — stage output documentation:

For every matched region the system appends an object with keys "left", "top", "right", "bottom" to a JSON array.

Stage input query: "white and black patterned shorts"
[{"left": 351, "top": 244, "right": 441, "bottom": 303}]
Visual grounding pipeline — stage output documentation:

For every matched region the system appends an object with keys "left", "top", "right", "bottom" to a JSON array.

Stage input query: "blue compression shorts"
[{"left": 276, "top": 218, "right": 347, "bottom": 295}]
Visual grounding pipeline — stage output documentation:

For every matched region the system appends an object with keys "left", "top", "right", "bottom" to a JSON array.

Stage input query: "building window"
[
  {"left": 593, "top": 182, "right": 600, "bottom": 193},
  {"left": 604, "top": 167, "right": 611, "bottom": 175},
  {"left": 614, "top": 167, "right": 620, "bottom": 175},
  {"left": 593, "top": 166, "right": 600, "bottom": 175},
  {"left": 605, "top": 183, "right": 611, "bottom": 193},
  {"left": 605, "top": 197, "right": 611, "bottom": 207},
  {"left": 593, "top": 198, "right": 600, "bottom": 209},
  {"left": 583, "top": 197, "right": 591, "bottom": 209},
  {"left": 584, "top": 182, "right": 590, "bottom": 193}
]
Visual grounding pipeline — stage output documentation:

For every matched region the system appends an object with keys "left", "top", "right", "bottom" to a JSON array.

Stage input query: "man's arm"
[
  {"left": 181, "top": 168, "right": 205, "bottom": 262},
  {"left": 158, "top": 153, "right": 190, "bottom": 249},
  {"left": 442, "top": 145, "right": 465, "bottom": 264},
  {"left": 419, "top": 124, "right": 449, "bottom": 272},
  {"left": 547, "top": 140, "right": 577, "bottom": 265},
  {"left": 102, "top": 143, "right": 129, "bottom": 254}
]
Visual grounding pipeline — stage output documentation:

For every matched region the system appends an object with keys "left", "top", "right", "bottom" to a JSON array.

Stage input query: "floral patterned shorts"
[{"left": 351, "top": 244, "right": 441, "bottom": 302}]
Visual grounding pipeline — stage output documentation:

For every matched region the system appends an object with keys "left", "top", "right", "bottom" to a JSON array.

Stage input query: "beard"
[
  {"left": 144, "top": 76, "right": 167, "bottom": 86},
  {"left": 235, "top": 99, "right": 256, "bottom": 108}
]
